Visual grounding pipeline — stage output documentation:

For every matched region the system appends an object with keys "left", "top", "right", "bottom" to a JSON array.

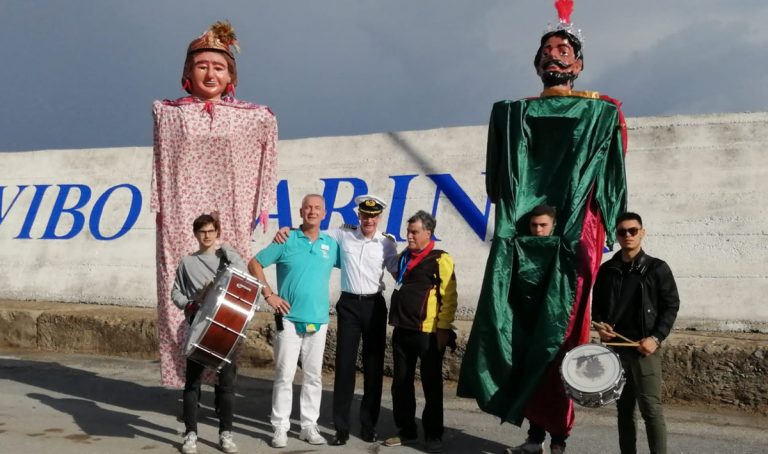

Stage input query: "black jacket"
[{"left": 592, "top": 249, "right": 680, "bottom": 342}]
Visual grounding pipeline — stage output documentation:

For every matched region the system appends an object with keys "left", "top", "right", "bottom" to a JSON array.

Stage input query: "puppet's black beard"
[{"left": 541, "top": 71, "right": 577, "bottom": 88}]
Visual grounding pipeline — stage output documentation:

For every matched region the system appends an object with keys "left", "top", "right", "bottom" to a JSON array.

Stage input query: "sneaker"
[
  {"left": 383, "top": 434, "right": 418, "bottom": 447},
  {"left": 271, "top": 427, "right": 288, "bottom": 448},
  {"left": 425, "top": 437, "right": 443, "bottom": 453},
  {"left": 299, "top": 425, "right": 327, "bottom": 445},
  {"left": 505, "top": 439, "right": 544, "bottom": 454},
  {"left": 219, "top": 431, "right": 238, "bottom": 453},
  {"left": 181, "top": 431, "right": 198, "bottom": 454},
  {"left": 550, "top": 444, "right": 566, "bottom": 454}
]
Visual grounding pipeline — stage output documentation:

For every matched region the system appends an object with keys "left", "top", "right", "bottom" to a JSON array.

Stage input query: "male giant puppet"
[
  {"left": 152, "top": 22, "right": 278, "bottom": 387},
  {"left": 457, "top": 2, "right": 628, "bottom": 453}
]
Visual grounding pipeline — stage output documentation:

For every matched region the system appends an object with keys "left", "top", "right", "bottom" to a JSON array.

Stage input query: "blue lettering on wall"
[
  {"left": 386, "top": 174, "right": 418, "bottom": 241},
  {"left": 41, "top": 184, "right": 92, "bottom": 240},
  {"left": 428, "top": 173, "right": 491, "bottom": 241},
  {"left": 320, "top": 177, "right": 368, "bottom": 229},
  {"left": 15, "top": 185, "right": 51, "bottom": 239},
  {"left": 253, "top": 179, "right": 293, "bottom": 229},
  {"left": 252, "top": 173, "right": 490, "bottom": 242},
  {"left": 3, "top": 174, "right": 493, "bottom": 243},
  {"left": 2, "top": 184, "right": 142, "bottom": 241},
  {"left": 273, "top": 180, "right": 293, "bottom": 228},
  {"left": 89, "top": 184, "right": 142, "bottom": 240},
  {"left": 0, "top": 185, "right": 28, "bottom": 225}
]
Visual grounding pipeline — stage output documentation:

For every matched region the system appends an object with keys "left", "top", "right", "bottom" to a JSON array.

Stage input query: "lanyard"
[{"left": 396, "top": 253, "right": 411, "bottom": 285}]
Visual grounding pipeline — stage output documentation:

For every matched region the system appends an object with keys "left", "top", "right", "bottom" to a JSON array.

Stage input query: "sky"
[{"left": 1, "top": 0, "right": 767, "bottom": 152}]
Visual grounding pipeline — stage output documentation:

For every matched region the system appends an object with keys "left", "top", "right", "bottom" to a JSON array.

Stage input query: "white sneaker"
[
  {"left": 299, "top": 425, "right": 327, "bottom": 445},
  {"left": 271, "top": 427, "right": 288, "bottom": 448},
  {"left": 181, "top": 431, "right": 198, "bottom": 454},
  {"left": 505, "top": 439, "right": 544, "bottom": 454},
  {"left": 219, "top": 431, "right": 238, "bottom": 453}
]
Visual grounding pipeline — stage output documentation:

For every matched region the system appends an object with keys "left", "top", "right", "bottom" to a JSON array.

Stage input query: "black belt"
[{"left": 341, "top": 291, "right": 381, "bottom": 300}]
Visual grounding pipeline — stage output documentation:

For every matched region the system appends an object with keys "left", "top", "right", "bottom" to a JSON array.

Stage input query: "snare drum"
[
  {"left": 560, "top": 343, "right": 626, "bottom": 408},
  {"left": 185, "top": 265, "right": 264, "bottom": 371}
]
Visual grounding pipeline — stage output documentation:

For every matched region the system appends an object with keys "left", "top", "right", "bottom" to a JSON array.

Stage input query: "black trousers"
[
  {"left": 528, "top": 422, "right": 568, "bottom": 447},
  {"left": 391, "top": 327, "right": 445, "bottom": 440},
  {"left": 183, "top": 359, "right": 237, "bottom": 435},
  {"left": 332, "top": 292, "right": 387, "bottom": 433}
]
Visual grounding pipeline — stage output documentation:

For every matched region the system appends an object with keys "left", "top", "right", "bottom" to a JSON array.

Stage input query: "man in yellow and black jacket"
[{"left": 383, "top": 210, "right": 457, "bottom": 454}]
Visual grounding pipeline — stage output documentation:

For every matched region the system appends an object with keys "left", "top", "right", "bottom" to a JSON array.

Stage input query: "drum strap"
[{"left": 215, "top": 248, "right": 231, "bottom": 273}]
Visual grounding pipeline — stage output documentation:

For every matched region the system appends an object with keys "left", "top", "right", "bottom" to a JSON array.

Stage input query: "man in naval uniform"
[{"left": 328, "top": 195, "right": 398, "bottom": 445}]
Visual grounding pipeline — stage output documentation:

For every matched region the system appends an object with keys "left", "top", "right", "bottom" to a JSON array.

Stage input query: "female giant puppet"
[
  {"left": 152, "top": 21, "right": 278, "bottom": 387},
  {"left": 457, "top": 0, "right": 628, "bottom": 449}
]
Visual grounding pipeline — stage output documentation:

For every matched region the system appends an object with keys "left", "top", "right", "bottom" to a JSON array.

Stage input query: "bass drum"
[{"left": 184, "top": 266, "right": 264, "bottom": 371}]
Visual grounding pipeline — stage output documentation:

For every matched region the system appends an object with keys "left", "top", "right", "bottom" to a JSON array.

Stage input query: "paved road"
[{"left": 1, "top": 350, "right": 766, "bottom": 453}]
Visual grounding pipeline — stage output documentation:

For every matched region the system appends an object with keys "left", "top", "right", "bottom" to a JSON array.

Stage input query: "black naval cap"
[{"left": 354, "top": 194, "right": 386, "bottom": 215}]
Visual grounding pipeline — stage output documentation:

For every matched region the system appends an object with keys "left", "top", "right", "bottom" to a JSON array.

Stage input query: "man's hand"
[
  {"left": 184, "top": 301, "right": 200, "bottom": 321},
  {"left": 272, "top": 227, "right": 291, "bottom": 244},
  {"left": 265, "top": 294, "right": 291, "bottom": 315},
  {"left": 638, "top": 336, "right": 659, "bottom": 356},
  {"left": 436, "top": 328, "right": 453, "bottom": 351},
  {"left": 595, "top": 321, "right": 617, "bottom": 342}
]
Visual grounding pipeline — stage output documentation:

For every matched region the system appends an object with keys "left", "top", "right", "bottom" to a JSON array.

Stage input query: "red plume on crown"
[
  {"left": 543, "top": 0, "right": 583, "bottom": 44},
  {"left": 555, "top": 0, "right": 574, "bottom": 25}
]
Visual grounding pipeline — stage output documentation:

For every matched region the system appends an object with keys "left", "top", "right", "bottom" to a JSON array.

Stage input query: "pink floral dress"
[{"left": 152, "top": 96, "right": 278, "bottom": 387}]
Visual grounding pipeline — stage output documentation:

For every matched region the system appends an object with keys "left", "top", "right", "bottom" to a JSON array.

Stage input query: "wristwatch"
[{"left": 650, "top": 335, "right": 661, "bottom": 347}]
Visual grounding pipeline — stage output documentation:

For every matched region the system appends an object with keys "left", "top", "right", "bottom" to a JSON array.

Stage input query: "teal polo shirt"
[{"left": 255, "top": 229, "right": 340, "bottom": 324}]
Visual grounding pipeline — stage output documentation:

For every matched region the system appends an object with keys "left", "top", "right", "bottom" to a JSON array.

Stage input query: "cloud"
[
  {"left": 592, "top": 20, "right": 768, "bottom": 117},
  {"left": 1, "top": 1, "right": 767, "bottom": 152}
]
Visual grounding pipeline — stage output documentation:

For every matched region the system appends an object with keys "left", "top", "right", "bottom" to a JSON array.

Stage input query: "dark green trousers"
[{"left": 616, "top": 349, "right": 667, "bottom": 454}]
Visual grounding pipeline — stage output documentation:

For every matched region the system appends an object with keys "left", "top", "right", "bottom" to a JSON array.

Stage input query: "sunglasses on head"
[{"left": 616, "top": 227, "right": 640, "bottom": 237}]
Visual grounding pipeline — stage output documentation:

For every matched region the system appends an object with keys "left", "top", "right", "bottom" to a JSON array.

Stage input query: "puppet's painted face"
[
  {"left": 187, "top": 51, "right": 232, "bottom": 101},
  {"left": 536, "top": 35, "right": 582, "bottom": 87}
]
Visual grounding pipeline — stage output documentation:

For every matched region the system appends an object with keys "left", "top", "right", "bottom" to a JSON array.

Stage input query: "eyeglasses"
[{"left": 616, "top": 227, "right": 640, "bottom": 237}]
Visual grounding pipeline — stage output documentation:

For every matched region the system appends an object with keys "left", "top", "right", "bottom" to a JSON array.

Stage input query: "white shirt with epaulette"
[{"left": 326, "top": 224, "right": 398, "bottom": 295}]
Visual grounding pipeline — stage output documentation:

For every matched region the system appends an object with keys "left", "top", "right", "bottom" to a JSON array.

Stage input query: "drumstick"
[
  {"left": 591, "top": 321, "right": 638, "bottom": 344},
  {"left": 603, "top": 342, "right": 640, "bottom": 347}
]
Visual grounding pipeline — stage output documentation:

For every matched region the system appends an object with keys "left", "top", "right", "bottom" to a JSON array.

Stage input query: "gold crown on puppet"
[
  {"left": 543, "top": 0, "right": 584, "bottom": 46},
  {"left": 187, "top": 21, "right": 240, "bottom": 58}
]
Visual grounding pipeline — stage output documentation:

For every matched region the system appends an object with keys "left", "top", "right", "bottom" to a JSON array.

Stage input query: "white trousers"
[{"left": 270, "top": 319, "right": 327, "bottom": 430}]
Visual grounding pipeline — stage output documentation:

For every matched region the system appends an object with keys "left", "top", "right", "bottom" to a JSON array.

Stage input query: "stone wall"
[{"left": 2, "top": 301, "right": 765, "bottom": 413}]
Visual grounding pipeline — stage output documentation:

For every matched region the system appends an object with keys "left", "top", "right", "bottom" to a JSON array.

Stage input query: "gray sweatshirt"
[{"left": 170, "top": 245, "right": 248, "bottom": 309}]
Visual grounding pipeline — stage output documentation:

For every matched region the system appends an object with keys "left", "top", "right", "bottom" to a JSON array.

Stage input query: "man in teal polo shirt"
[{"left": 248, "top": 194, "right": 340, "bottom": 449}]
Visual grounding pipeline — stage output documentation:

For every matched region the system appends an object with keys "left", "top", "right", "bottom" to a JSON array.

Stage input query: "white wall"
[
  {"left": 623, "top": 113, "right": 768, "bottom": 328},
  {"left": 1, "top": 112, "right": 766, "bottom": 327},
  {"left": 0, "top": 147, "right": 155, "bottom": 305}
]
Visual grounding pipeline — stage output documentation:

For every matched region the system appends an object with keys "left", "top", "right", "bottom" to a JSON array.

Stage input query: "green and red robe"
[{"left": 457, "top": 89, "right": 628, "bottom": 435}]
